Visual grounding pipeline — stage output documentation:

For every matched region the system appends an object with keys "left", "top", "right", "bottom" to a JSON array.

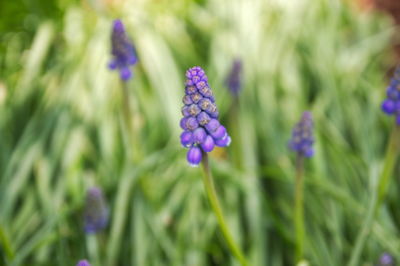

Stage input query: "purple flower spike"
[
  {"left": 289, "top": 111, "right": 314, "bottom": 158},
  {"left": 378, "top": 252, "right": 395, "bottom": 266},
  {"left": 225, "top": 59, "right": 243, "bottom": 97},
  {"left": 108, "top": 19, "right": 138, "bottom": 81},
  {"left": 76, "top": 260, "right": 91, "bottom": 266},
  {"left": 84, "top": 187, "right": 109, "bottom": 234},
  {"left": 180, "top": 67, "right": 231, "bottom": 166},
  {"left": 381, "top": 66, "right": 400, "bottom": 119}
]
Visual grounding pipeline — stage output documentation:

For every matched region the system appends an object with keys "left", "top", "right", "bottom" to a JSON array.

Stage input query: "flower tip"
[
  {"left": 302, "top": 111, "right": 312, "bottom": 119},
  {"left": 120, "top": 68, "right": 132, "bottom": 81},
  {"left": 76, "top": 260, "right": 91, "bottom": 266},
  {"left": 108, "top": 61, "right": 117, "bottom": 70},
  {"left": 378, "top": 252, "right": 395, "bottom": 266},
  {"left": 113, "top": 19, "right": 124, "bottom": 32},
  {"left": 304, "top": 148, "right": 314, "bottom": 158},
  {"left": 187, "top": 146, "right": 202, "bottom": 166}
]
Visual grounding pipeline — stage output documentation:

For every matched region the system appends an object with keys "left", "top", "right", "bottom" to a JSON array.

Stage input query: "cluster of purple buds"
[
  {"left": 108, "top": 19, "right": 138, "bottom": 81},
  {"left": 84, "top": 187, "right": 109, "bottom": 234},
  {"left": 180, "top": 67, "right": 231, "bottom": 166},
  {"left": 381, "top": 66, "right": 400, "bottom": 124},
  {"left": 288, "top": 111, "right": 314, "bottom": 158},
  {"left": 377, "top": 253, "right": 395, "bottom": 266},
  {"left": 225, "top": 59, "right": 243, "bottom": 97},
  {"left": 76, "top": 260, "right": 91, "bottom": 266}
]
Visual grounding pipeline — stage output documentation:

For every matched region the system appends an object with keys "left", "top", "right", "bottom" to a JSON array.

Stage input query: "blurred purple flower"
[
  {"left": 225, "top": 59, "right": 242, "bottom": 97},
  {"left": 289, "top": 111, "right": 314, "bottom": 158},
  {"left": 377, "top": 252, "right": 395, "bottom": 266},
  {"left": 84, "top": 187, "right": 108, "bottom": 234},
  {"left": 180, "top": 66, "right": 231, "bottom": 166},
  {"left": 381, "top": 66, "right": 400, "bottom": 124},
  {"left": 108, "top": 19, "right": 138, "bottom": 81},
  {"left": 76, "top": 260, "right": 91, "bottom": 266}
]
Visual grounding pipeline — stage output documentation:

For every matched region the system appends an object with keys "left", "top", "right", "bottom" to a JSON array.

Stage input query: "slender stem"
[
  {"left": 229, "top": 97, "right": 242, "bottom": 169},
  {"left": 120, "top": 81, "right": 141, "bottom": 162},
  {"left": 348, "top": 125, "right": 400, "bottom": 266},
  {"left": 294, "top": 154, "right": 305, "bottom": 263},
  {"left": 201, "top": 153, "right": 248, "bottom": 266},
  {"left": 86, "top": 234, "right": 100, "bottom": 266}
]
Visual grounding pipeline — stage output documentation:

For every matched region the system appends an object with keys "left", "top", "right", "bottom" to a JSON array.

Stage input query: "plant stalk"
[
  {"left": 201, "top": 153, "right": 248, "bottom": 266},
  {"left": 120, "top": 81, "right": 141, "bottom": 162},
  {"left": 348, "top": 125, "right": 400, "bottom": 266},
  {"left": 294, "top": 154, "right": 305, "bottom": 263}
]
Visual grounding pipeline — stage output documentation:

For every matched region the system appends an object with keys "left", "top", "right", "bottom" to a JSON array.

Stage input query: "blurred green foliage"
[{"left": 0, "top": 0, "right": 398, "bottom": 265}]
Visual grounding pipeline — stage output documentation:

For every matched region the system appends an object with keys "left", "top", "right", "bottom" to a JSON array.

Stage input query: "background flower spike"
[
  {"left": 76, "top": 260, "right": 91, "bottom": 266},
  {"left": 109, "top": 19, "right": 138, "bottom": 81},
  {"left": 84, "top": 187, "right": 109, "bottom": 234}
]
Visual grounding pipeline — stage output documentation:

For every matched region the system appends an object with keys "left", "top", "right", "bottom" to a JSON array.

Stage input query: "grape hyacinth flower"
[
  {"left": 180, "top": 67, "right": 247, "bottom": 265},
  {"left": 180, "top": 66, "right": 231, "bottom": 167},
  {"left": 84, "top": 187, "right": 109, "bottom": 234},
  {"left": 108, "top": 19, "right": 138, "bottom": 81},
  {"left": 225, "top": 59, "right": 242, "bottom": 97},
  {"left": 289, "top": 111, "right": 314, "bottom": 262},
  {"left": 289, "top": 111, "right": 314, "bottom": 158},
  {"left": 76, "top": 260, "right": 91, "bottom": 266},
  {"left": 381, "top": 66, "right": 400, "bottom": 124},
  {"left": 378, "top": 253, "right": 395, "bottom": 266}
]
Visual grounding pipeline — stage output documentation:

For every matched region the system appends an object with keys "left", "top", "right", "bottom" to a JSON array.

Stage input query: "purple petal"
[
  {"left": 201, "top": 135, "right": 215, "bottom": 152},
  {"left": 186, "top": 117, "right": 199, "bottom": 131},
  {"left": 215, "top": 135, "right": 231, "bottom": 147},
  {"left": 120, "top": 67, "right": 132, "bottom": 81},
  {"left": 205, "top": 119, "right": 220, "bottom": 133},
  {"left": 187, "top": 146, "right": 202, "bottom": 166},
  {"left": 192, "top": 128, "right": 207, "bottom": 144},
  {"left": 197, "top": 112, "right": 211, "bottom": 126},
  {"left": 180, "top": 131, "right": 193, "bottom": 147},
  {"left": 210, "top": 126, "right": 227, "bottom": 140},
  {"left": 108, "top": 60, "right": 117, "bottom": 70},
  {"left": 382, "top": 99, "right": 395, "bottom": 114},
  {"left": 180, "top": 117, "right": 188, "bottom": 130}
]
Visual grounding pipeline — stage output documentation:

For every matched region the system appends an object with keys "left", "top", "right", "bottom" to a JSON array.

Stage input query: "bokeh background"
[{"left": 0, "top": 0, "right": 399, "bottom": 265}]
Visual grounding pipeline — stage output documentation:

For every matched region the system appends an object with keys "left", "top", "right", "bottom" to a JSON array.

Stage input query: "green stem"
[
  {"left": 201, "top": 153, "right": 248, "bottom": 266},
  {"left": 294, "top": 154, "right": 305, "bottom": 263},
  {"left": 228, "top": 97, "right": 242, "bottom": 169},
  {"left": 86, "top": 234, "right": 100, "bottom": 266},
  {"left": 120, "top": 81, "right": 141, "bottom": 162},
  {"left": 348, "top": 125, "right": 400, "bottom": 266}
]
